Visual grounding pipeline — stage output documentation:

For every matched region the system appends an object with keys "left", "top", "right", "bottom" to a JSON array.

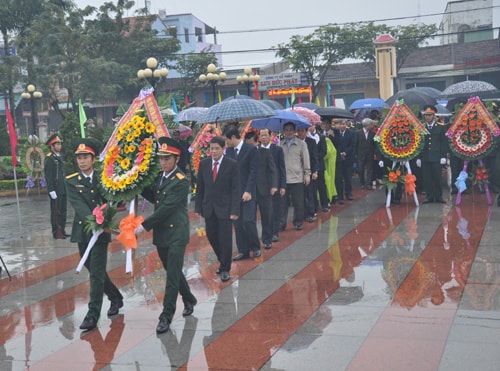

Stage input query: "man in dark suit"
[
  {"left": 195, "top": 136, "right": 240, "bottom": 282},
  {"left": 259, "top": 128, "right": 286, "bottom": 243},
  {"left": 223, "top": 126, "right": 261, "bottom": 260},
  {"left": 244, "top": 131, "right": 277, "bottom": 249},
  {"left": 66, "top": 138, "right": 123, "bottom": 331},
  {"left": 418, "top": 105, "right": 449, "bottom": 203},
  {"left": 356, "top": 118, "right": 376, "bottom": 190},
  {"left": 331, "top": 118, "right": 357, "bottom": 203},
  {"left": 310, "top": 125, "right": 330, "bottom": 212},
  {"left": 139, "top": 137, "right": 198, "bottom": 334},
  {"left": 44, "top": 133, "right": 68, "bottom": 239}
]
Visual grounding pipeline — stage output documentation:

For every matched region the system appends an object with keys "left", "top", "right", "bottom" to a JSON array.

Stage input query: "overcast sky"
[{"left": 74, "top": 0, "right": 452, "bottom": 68}]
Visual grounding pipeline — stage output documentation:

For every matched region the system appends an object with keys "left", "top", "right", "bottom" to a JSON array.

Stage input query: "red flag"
[
  {"left": 5, "top": 100, "right": 18, "bottom": 167},
  {"left": 184, "top": 94, "right": 189, "bottom": 107}
]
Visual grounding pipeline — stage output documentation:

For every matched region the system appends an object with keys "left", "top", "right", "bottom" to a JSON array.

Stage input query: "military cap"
[
  {"left": 46, "top": 133, "right": 63, "bottom": 146},
  {"left": 157, "top": 136, "right": 181, "bottom": 156},
  {"left": 73, "top": 138, "right": 99, "bottom": 156}
]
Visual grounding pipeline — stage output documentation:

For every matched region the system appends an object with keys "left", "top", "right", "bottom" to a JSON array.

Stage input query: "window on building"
[
  {"left": 167, "top": 26, "right": 177, "bottom": 38},
  {"left": 195, "top": 27, "right": 203, "bottom": 42},
  {"left": 184, "top": 28, "right": 189, "bottom": 43}
]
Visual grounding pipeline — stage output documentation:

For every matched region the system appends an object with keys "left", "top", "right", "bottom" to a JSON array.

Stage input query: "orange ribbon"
[
  {"left": 117, "top": 213, "right": 144, "bottom": 250},
  {"left": 405, "top": 173, "right": 416, "bottom": 195}
]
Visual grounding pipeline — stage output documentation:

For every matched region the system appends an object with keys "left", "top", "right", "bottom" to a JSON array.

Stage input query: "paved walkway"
[{"left": 0, "top": 184, "right": 499, "bottom": 370}]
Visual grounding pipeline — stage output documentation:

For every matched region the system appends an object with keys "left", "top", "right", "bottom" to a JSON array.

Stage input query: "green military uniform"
[
  {"left": 421, "top": 119, "right": 449, "bottom": 202},
  {"left": 66, "top": 167, "right": 123, "bottom": 324},
  {"left": 142, "top": 166, "right": 197, "bottom": 323},
  {"left": 44, "top": 134, "right": 68, "bottom": 238}
]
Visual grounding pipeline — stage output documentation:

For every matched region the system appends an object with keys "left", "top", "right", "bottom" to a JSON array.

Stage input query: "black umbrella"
[
  {"left": 408, "top": 86, "right": 442, "bottom": 98},
  {"left": 315, "top": 106, "right": 354, "bottom": 119},
  {"left": 386, "top": 89, "right": 437, "bottom": 108}
]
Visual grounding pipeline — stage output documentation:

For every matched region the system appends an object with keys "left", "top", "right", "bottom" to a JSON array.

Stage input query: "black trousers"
[
  {"left": 281, "top": 183, "right": 305, "bottom": 227},
  {"left": 205, "top": 212, "right": 233, "bottom": 272},
  {"left": 257, "top": 193, "right": 273, "bottom": 244}
]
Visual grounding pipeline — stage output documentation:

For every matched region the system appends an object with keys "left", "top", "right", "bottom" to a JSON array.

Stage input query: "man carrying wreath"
[
  {"left": 137, "top": 137, "right": 198, "bottom": 334},
  {"left": 66, "top": 138, "right": 124, "bottom": 331}
]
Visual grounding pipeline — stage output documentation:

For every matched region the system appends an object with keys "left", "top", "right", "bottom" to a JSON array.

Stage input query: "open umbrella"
[
  {"left": 294, "top": 102, "right": 319, "bottom": 110},
  {"left": 174, "top": 107, "right": 208, "bottom": 122},
  {"left": 349, "top": 98, "right": 388, "bottom": 110},
  {"left": 438, "top": 80, "right": 500, "bottom": 100},
  {"left": 408, "top": 86, "right": 442, "bottom": 98},
  {"left": 251, "top": 109, "right": 311, "bottom": 132},
  {"left": 260, "top": 99, "right": 284, "bottom": 110},
  {"left": 286, "top": 106, "right": 321, "bottom": 125},
  {"left": 196, "top": 96, "right": 275, "bottom": 124},
  {"left": 170, "top": 123, "right": 193, "bottom": 137},
  {"left": 160, "top": 107, "right": 176, "bottom": 116},
  {"left": 386, "top": 89, "right": 437, "bottom": 108},
  {"left": 315, "top": 106, "right": 354, "bottom": 119}
]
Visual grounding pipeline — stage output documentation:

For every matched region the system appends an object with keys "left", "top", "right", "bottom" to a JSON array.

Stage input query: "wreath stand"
[
  {"left": 25, "top": 143, "right": 45, "bottom": 196},
  {"left": 385, "top": 161, "right": 419, "bottom": 208},
  {"left": 455, "top": 159, "right": 492, "bottom": 205}
]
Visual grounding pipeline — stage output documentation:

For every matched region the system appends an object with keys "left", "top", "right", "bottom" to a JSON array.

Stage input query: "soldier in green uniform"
[
  {"left": 137, "top": 137, "right": 197, "bottom": 334},
  {"left": 66, "top": 138, "right": 124, "bottom": 331},
  {"left": 419, "top": 105, "right": 449, "bottom": 203},
  {"left": 44, "top": 133, "right": 68, "bottom": 239}
]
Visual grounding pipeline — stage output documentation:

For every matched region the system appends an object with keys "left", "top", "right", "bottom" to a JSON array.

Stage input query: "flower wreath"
[
  {"left": 375, "top": 103, "right": 425, "bottom": 162},
  {"left": 446, "top": 97, "right": 500, "bottom": 161},
  {"left": 100, "top": 109, "right": 160, "bottom": 201},
  {"left": 84, "top": 203, "right": 119, "bottom": 234},
  {"left": 189, "top": 123, "right": 222, "bottom": 175}
]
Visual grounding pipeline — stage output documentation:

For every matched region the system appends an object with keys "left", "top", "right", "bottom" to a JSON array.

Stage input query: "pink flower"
[{"left": 92, "top": 204, "right": 107, "bottom": 225}]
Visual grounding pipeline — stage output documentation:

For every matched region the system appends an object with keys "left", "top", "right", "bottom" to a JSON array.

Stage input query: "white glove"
[
  {"left": 134, "top": 225, "right": 144, "bottom": 234},
  {"left": 440, "top": 158, "right": 446, "bottom": 165},
  {"left": 416, "top": 159, "right": 421, "bottom": 168},
  {"left": 49, "top": 191, "right": 57, "bottom": 200},
  {"left": 378, "top": 161, "right": 384, "bottom": 168}
]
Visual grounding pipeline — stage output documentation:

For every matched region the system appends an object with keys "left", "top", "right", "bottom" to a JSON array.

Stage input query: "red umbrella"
[
  {"left": 170, "top": 123, "right": 193, "bottom": 137},
  {"left": 285, "top": 106, "right": 321, "bottom": 125}
]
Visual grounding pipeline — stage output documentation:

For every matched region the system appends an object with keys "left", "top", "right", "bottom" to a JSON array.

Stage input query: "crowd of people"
[{"left": 43, "top": 102, "right": 500, "bottom": 336}]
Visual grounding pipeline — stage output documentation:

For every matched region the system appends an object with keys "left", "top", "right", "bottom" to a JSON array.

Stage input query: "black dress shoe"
[
  {"left": 107, "top": 300, "right": 123, "bottom": 316},
  {"left": 264, "top": 243, "right": 272, "bottom": 249},
  {"left": 322, "top": 207, "right": 330, "bottom": 212},
  {"left": 347, "top": 194, "right": 353, "bottom": 200},
  {"left": 339, "top": 200, "right": 344, "bottom": 205},
  {"left": 182, "top": 299, "right": 197, "bottom": 317},
  {"left": 272, "top": 235, "right": 279, "bottom": 242},
  {"left": 253, "top": 250, "right": 262, "bottom": 258},
  {"left": 233, "top": 253, "right": 249, "bottom": 261},
  {"left": 295, "top": 224, "right": 303, "bottom": 230},
  {"left": 220, "top": 271, "right": 230, "bottom": 282},
  {"left": 79, "top": 316, "right": 97, "bottom": 331},
  {"left": 279, "top": 224, "right": 286, "bottom": 231},
  {"left": 306, "top": 216, "right": 315, "bottom": 223},
  {"left": 422, "top": 198, "right": 433, "bottom": 204},
  {"left": 156, "top": 316, "right": 170, "bottom": 334}
]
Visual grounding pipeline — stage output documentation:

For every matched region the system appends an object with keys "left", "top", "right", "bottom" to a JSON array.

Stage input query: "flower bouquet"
[
  {"left": 76, "top": 202, "right": 120, "bottom": 273},
  {"left": 382, "top": 166, "right": 404, "bottom": 191},
  {"left": 84, "top": 203, "right": 119, "bottom": 235},
  {"left": 100, "top": 109, "right": 161, "bottom": 202}
]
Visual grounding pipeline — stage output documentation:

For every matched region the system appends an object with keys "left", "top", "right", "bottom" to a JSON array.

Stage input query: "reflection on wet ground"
[{"left": 1, "top": 187, "right": 499, "bottom": 370}]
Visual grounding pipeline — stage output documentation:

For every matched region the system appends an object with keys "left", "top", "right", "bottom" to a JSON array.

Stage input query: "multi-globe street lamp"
[
  {"left": 198, "top": 63, "right": 227, "bottom": 105},
  {"left": 137, "top": 57, "right": 169, "bottom": 90},
  {"left": 21, "top": 84, "right": 43, "bottom": 135},
  {"left": 236, "top": 67, "right": 260, "bottom": 97}
]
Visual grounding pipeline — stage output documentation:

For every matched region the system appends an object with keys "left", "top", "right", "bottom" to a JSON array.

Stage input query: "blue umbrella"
[
  {"left": 251, "top": 109, "right": 311, "bottom": 132},
  {"left": 349, "top": 98, "right": 388, "bottom": 110}
]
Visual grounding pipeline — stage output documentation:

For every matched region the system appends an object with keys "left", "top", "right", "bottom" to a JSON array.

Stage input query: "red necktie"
[{"left": 212, "top": 161, "right": 218, "bottom": 181}]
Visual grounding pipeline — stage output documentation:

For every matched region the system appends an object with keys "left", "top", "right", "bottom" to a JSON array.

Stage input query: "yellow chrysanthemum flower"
[
  {"left": 121, "top": 158, "right": 131, "bottom": 169},
  {"left": 145, "top": 122, "right": 155, "bottom": 133}
]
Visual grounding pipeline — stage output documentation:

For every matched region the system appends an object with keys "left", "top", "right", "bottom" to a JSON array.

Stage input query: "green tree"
[
  {"left": 276, "top": 22, "right": 438, "bottom": 101},
  {"left": 174, "top": 50, "right": 218, "bottom": 107}
]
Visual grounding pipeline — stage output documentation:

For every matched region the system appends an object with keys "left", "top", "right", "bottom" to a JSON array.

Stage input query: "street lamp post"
[
  {"left": 21, "top": 84, "right": 42, "bottom": 135},
  {"left": 236, "top": 67, "right": 260, "bottom": 97},
  {"left": 198, "top": 63, "right": 227, "bottom": 105},
  {"left": 137, "top": 57, "right": 169, "bottom": 91}
]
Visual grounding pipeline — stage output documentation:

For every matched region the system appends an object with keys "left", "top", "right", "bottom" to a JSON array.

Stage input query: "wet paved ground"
[{"left": 0, "top": 182, "right": 499, "bottom": 370}]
